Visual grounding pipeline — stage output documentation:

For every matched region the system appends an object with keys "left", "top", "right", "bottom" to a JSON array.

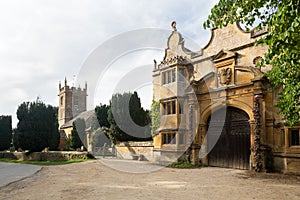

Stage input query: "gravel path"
[{"left": 0, "top": 159, "right": 300, "bottom": 200}]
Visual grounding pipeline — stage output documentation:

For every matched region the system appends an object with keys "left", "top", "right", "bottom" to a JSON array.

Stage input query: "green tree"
[
  {"left": 48, "top": 106, "right": 60, "bottom": 150},
  {"left": 108, "top": 92, "right": 151, "bottom": 142},
  {"left": 95, "top": 104, "right": 110, "bottom": 128},
  {"left": 151, "top": 100, "right": 160, "bottom": 136},
  {"left": 16, "top": 101, "right": 60, "bottom": 152},
  {"left": 12, "top": 128, "right": 20, "bottom": 150},
  {"left": 71, "top": 118, "right": 86, "bottom": 149},
  {"left": 129, "top": 92, "right": 151, "bottom": 128},
  {"left": 0, "top": 115, "right": 12, "bottom": 151},
  {"left": 204, "top": 0, "right": 300, "bottom": 126},
  {"left": 90, "top": 114, "right": 100, "bottom": 132}
]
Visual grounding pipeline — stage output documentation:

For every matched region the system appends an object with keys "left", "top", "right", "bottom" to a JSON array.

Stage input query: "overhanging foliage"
[{"left": 204, "top": 0, "right": 300, "bottom": 126}]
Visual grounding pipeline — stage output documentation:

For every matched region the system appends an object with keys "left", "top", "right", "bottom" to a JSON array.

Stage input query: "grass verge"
[{"left": 0, "top": 158, "right": 92, "bottom": 166}]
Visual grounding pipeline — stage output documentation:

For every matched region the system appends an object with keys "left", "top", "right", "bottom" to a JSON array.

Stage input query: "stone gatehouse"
[{"left": 152, "top": 22, "right": 300, "bottom": 173}]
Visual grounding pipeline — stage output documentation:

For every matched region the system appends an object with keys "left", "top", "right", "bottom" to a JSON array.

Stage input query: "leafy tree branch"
[{"left": 204, "top": 0, "right": 300, "bottom": 126}]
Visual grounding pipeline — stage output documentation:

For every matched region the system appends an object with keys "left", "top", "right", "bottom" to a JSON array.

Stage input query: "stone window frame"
[
  {"left": 162, "top": 132, "right": 176, "bottom": 145},
  {"left": 60, "top": 96, "right": 64, "bottom": 106},
  {"left": 178, "top": 68, "right": 185, "bottom": 82},
  {"left": 161, "top": 132, "right": 185, "bottom": 146},
  {"left": 162, "top": 69, "right": 176, "bottom": 85},
  {"left": 290, "top": 129, "right": 300, "bottom": 147},
  {"left": 178, "top": 99, "right": 183, "bottom": 114},
  {"left": 161, "top": 100, "right": 176, "bottom": 115}
]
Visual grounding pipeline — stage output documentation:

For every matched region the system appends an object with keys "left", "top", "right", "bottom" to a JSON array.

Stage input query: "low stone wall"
[
  {"left": 273, "top": 153, "right": 300, "bottom": 174},
  {"left": 116, "top": 141, "right": 154, "bottom": 161},
  {"left": 0, "top": 151, "right": 88, "bottom": 161}
]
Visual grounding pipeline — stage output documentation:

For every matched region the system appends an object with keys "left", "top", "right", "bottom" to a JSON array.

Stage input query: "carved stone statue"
[{"left": 171, "top": 21, "right": 177, "bottom": 31}]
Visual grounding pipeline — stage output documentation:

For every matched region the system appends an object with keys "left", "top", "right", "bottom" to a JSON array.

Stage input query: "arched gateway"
[{"left": 207, "top": 107, "right": 250, "bottom": 169}]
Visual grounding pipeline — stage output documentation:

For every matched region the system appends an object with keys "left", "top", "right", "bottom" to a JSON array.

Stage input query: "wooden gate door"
[{"left": 207, "top": 107, "right": 250, "bottom": 169}]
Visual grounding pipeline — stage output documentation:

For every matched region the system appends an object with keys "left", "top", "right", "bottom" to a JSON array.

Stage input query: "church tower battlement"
[{"left": 58, "top": 77, "right": 87, "bottom": 128}]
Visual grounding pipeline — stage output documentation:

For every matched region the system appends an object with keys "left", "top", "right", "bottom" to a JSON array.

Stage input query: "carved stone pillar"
[
  {"left": 252, "top": 95, "right": 263, "bottom": 172},
  {"left": 249, "top": 119, "right": 256, "bottom": 169},
  {"left": 188, "top": 104, "right": 194, "bottom": 146}
]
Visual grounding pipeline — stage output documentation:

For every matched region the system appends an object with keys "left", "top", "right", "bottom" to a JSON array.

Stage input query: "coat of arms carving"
[{"left": 218, "top": 68, "right": 232, "bottom": 85}]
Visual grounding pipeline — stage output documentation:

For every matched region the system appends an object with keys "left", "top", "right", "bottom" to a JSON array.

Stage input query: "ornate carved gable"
[
  {"left": 202, "top": 23, "right": 254, "bottom": 56},
  {"left": 158, "top": 30, "right": 192, "bottom": 69}
]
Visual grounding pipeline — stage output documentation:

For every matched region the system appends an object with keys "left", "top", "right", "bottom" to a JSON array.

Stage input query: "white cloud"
[
  {"left": 0, "top": 0, "right": 217, "bottom": 127},
  {"left": 94, "top": 49, "right": 163, "bottom": 109}
]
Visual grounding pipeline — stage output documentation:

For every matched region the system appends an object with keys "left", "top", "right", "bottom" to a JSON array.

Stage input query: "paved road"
[{"left": 0, "top": 162, "right": 42, "bottom": 187}]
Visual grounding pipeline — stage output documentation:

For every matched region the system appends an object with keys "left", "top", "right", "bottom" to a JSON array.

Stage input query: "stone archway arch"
[
  {"left": 201, "top": 100, "right": 253, "bottom": 125},
  {"left": 227, "top": 100, "right": 253, "bottom": 120}
]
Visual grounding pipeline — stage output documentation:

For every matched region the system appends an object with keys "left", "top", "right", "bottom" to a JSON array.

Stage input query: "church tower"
[{"left": 58, "top": 78, "right": 87, "bottom": 128}]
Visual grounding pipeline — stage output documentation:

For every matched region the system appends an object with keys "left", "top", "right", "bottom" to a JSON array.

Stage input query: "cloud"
[
  {"left": 94, "top": 49, "right": 164, "bottom": 109},
  {"left": 0, "top": 0, "right": 217, "bottom": 127}
]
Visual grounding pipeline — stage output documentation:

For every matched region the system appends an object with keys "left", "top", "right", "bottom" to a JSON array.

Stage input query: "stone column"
[
  {"left": 188, "top": 104, "right": 194, "bottom": 145},
  {"left": 187, "top": 96, "right": 201, "bottom": 165},
  {"left": 198, "top": 123, "right": 208, "bottom": 165},
  {"left": 191, "top": 144, "right": 201, "bottom": 165},
  {"left": 252, "top": 95, "right": 263, "bottom": 172},
  {"left": 249, "top": 119, "right": 256, "bottom": 169}
]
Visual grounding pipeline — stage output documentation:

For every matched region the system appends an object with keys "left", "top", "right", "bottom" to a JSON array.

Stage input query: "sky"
[{"left": 0, "top": 0, "right": 218, "bottom": 127}]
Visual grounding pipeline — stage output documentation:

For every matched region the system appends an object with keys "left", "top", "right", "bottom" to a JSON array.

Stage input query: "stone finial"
[
  {"left": 171, "top": 21, "right": 177, "bottom": 31},
  {"left": 59, "top": 81, "right": 61, "bottom": 90},
  {"left": 64, "top": 77, "right": 67, "bottom": 86}
]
